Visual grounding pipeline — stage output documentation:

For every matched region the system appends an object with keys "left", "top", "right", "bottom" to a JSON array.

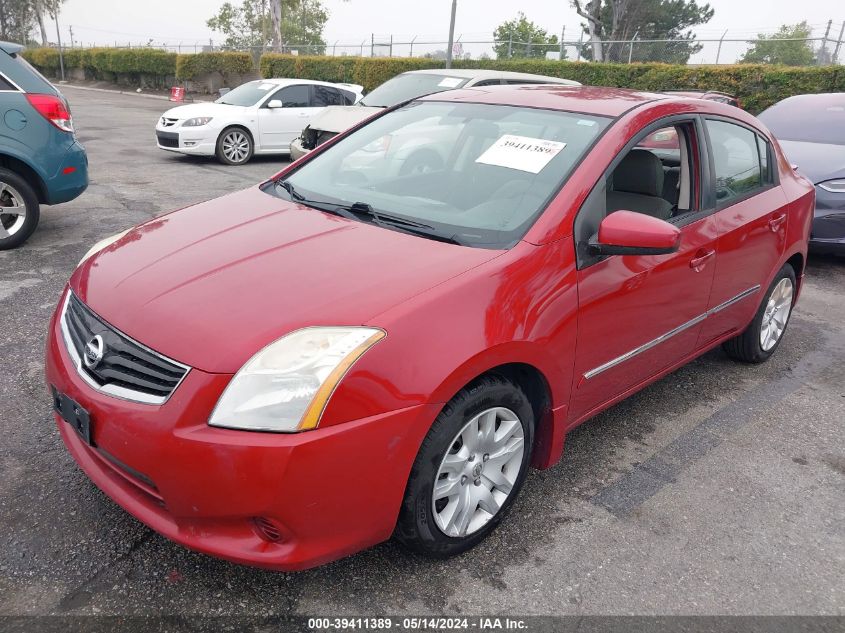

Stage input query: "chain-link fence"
[{"left": 63, "top": 24, "right": 845, "bottom": 66}]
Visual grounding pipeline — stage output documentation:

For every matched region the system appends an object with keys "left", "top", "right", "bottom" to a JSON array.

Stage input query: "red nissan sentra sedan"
[{"left": 45, "top": 86, "right": 813, "bottom": 570}]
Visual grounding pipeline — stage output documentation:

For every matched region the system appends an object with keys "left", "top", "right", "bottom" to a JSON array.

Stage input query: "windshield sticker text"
[{"left": 475, "top": 135, "right": 567, "bottom": 174}]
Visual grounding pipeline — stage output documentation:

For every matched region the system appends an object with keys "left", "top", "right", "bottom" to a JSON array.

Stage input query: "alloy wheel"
[
  {"left": 432, "top": 407, "right": 525, "bottom": 537},
  {"left": 0, "top": 181, "right": 27, "bottom": 239},
  {"left": 760, "top": 277, "right": 793, "bottom": 351},
  {"left": 221, "top": 131, "right": 250, "bottom": 164}
]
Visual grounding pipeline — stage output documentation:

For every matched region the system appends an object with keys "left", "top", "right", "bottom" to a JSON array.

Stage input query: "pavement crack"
[{"left": 56, "top": 531, "right": 154, "bottom": 612}]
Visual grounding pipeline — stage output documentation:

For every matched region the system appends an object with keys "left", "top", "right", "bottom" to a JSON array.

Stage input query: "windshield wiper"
[{"left": 273, "top": 181, "right": 463, "bottom": 245}]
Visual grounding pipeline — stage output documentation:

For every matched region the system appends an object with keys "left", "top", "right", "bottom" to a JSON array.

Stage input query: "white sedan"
[{"left": 155, "top": 79, "right": 363, "bottom": 165}]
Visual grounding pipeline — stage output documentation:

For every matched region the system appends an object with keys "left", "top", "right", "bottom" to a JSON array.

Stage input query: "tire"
[
  {"left": 215, "top": 127, "right": 254, "bottom": 165},
  {"left": 395, "top": 374, "right": 535, "bottom": 558},
  {"left": 0, "top": 167, "right": 40, "bottom": 250},
  {"left": 722, "top": 263, "right": 797, "bottom": 364}
]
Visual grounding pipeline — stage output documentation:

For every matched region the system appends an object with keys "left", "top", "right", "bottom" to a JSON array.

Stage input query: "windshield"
[
  {"left": 216, "top": 81, "right": 275, "bottom": 106},
  {"left": 360, "top": 73, "right": 471, "bottom": 108},
  {"left": 759, "top": 98, "right": 845, "bottom": 145},
  {"left": 269, "top": 101, "right": 610, "bottom": 248}
]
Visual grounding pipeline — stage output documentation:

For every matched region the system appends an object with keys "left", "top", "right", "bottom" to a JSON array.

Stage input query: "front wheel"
[
  {"left": 722, "top": 263, "right": 797, "bottom": 363},
  {"left": 216, "top": 127, "right": 254, "bottom": 165},
  {"left": 395, "top": 375, "right": 534, "bottom": 558},
  {"left": 0, "top": 168, "right": 40, "bottom": 250}
]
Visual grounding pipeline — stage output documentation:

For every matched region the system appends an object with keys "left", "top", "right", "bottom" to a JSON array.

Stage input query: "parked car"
[
  {"left": 662, "top": 89, "right": 741, "bottom": 108},
  {"left": 758, "top": 92, "right": 845, "bottom": 254},
  {"left": 0, "top": 41, "right": 88, "bottom": 249},
  {"left": 155, "top": 79, "right": 363, "bottom": 165},
  {"left": 47, "top": 86, "right": 812, "bottom": 571},
  {"left": 289, "top": 68, "right": 582, "bottom": 161}
]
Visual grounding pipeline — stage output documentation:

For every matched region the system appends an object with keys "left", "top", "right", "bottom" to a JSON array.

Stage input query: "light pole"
[
  {"left": 445, "top": 0, "right": 457, "bottom": 68},
  {"left": 53, "top": 7, "right": 65, "bottom": 82}
]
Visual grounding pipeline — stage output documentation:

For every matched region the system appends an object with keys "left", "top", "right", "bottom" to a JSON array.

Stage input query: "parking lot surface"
[{"left": 0, "top": 87, "right": 843, "bottom": 617}]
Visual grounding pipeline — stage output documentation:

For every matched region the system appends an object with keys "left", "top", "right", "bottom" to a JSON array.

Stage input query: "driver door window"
[{"left": 258, "top": 84, "right": 315, "bottom": 150}]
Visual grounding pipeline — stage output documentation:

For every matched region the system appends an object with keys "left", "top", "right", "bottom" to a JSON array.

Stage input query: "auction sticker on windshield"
[
  {"left": 475, "top": 134, "right": 566, "bottom": 173},
  {"left": 438, "top": 77, "right": 464, "bottom": 88}
]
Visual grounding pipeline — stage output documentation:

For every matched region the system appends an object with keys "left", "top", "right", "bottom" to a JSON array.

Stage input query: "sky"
[{"left": 45, "top": 0, "right": 843, "bottom": 64}]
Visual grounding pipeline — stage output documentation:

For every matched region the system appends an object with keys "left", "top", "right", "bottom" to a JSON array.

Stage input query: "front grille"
[
  {"left": 160, "top": 117, "right": 178, "bottom": 128},
  {"left": 156, "top": 131, "right": 179, "bottom": 148},
  {"left": 60, "top": 292, "right": 190, "bottom": 405}
]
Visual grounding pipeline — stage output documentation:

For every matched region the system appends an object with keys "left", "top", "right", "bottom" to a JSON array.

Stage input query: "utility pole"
[
  {"left": 507, "top": 31, "right": 513, "bottom": 58},
  {"left": 818, "top": 19, "right": 832, "bottom": 65},
  {"left": 54, "top": 10, "right": 65, "bottom": 81},
  {"left": 68, "top": 25, "right": 74, "bottom": 49},
  {"left": 833, "top": 21, "right": 845, "bottom": 64},
  {"left": 560, "top": 26, "right": 565, "bottom": 60},
  {"left": 628, "top": 29, "right": 639, "bottom": 64},
  {"left": 715, "top": 28, "right": 728, "bottom": 64},
  {"left": 445, "top": 0, "right": 457, "bottom": 68}
]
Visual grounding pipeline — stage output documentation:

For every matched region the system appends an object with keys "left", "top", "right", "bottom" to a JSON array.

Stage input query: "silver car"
[{"left": 289, "top": 68, "right": 581, "bottom": 161}]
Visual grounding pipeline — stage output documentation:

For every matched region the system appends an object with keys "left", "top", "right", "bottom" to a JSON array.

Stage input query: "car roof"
[
  {"left": 406, "top": 67, "right": 579, "bottom": 85},
  {"left": 766, "top": 91, "right": 845, "bottom": 109},
  {"left": 420, "top": 84, "right": 669, "bottom": 118},
  {"left": 257, "top": 77, "right": 357, "bottom": 89}
]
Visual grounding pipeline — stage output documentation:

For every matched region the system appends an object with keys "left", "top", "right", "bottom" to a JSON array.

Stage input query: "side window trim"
[
  {"left": 701, "top": 115, "right": 780, "bottom": 212},
  {"left": 573, "top": 114, "right": 706, "bottom": 270},
  {"left": 0, "top": 70, "right": 23, "bottom": 92}
]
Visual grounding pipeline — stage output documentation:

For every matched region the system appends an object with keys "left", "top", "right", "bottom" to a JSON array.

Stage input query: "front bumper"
[
  {"left": 289, "top": 137, "right": 310, "bottom": 162},
  {"left": 45, "top": 294, "right": 438, "bottom": 570},
  {"left": 809, "top": 189, "right": 845, "bottom": 254},
  {"left": 155, "top": 128, "right": 216, "bottom": 157}
]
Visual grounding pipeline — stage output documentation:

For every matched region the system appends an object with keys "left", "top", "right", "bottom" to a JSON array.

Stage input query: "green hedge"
[
  {"left": 24, "top": 48, "right": 845, "bottom": 113},
  {"left": 260, "top": 54, "right": 845, "bottom": 113},
  {"left": 175, "top": 52, "right": 253, "bottom": 80},
  {"left": 23, "top": 47, "right": 176, "bottom": 78}
]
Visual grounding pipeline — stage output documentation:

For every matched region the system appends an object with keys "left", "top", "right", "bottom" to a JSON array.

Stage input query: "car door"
[
  {"left": 256, "top": 84, "right": 316, "bottom": 151},
  {"left": 696, "top": 119, "right": 788, "bottom": 346},
  {"left": 569, "top": 117, "right": 720, "bottom": 422}
]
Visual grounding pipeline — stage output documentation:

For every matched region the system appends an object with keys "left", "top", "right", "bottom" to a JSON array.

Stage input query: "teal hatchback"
[{"left": 0, "top": 41, "right": 88, "bottom": 249}]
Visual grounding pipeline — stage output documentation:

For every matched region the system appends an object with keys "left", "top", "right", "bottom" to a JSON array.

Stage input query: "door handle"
[
  {"left": 768, "top": 213, "right": 787, "bottom": 232},
  {"left": 689, "top": 249, "right": 715, "bottom": 272}
]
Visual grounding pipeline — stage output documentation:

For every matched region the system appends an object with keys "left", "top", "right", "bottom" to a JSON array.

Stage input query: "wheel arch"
[
  {"left": 430, "top": 356, "right": 562, "bottom": 471},
  {"left": 0, "top": 152, "right": 48, "bottom": 204}
]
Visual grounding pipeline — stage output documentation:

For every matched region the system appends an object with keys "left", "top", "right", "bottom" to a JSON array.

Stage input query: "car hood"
[
  {"left": 307, "top": 105, "right": 382, "bottom": 134},
  {"left": 777, "top": 139, "right": 845, "bottom": 184},
  {"left": 161, "top": 102, "right": 245, "bottom": 120},
  {"left": 70, "top": 186, "right": 501, "bottom": 373}
]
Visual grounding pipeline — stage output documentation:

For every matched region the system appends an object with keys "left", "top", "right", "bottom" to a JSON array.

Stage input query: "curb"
[{"left": 58, "top": 83, "right": 212, "bottom": 102}]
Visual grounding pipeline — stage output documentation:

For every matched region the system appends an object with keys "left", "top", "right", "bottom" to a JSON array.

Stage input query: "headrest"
[{"left": 612, "top": 149, "right": 664, "bottom": 197}]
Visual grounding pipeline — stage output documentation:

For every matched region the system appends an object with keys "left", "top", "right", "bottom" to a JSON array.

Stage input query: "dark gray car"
[{"left": 758, "top": 93, "right": 845, "bottom": 254}]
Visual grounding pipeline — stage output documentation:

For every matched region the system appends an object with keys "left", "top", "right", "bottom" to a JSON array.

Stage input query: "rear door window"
[
  {"left": 313, "top": 85, "right": 344, "bottom": 107},
  {"left": 705, "top": 120, "right": 764, "bottom": 204}
]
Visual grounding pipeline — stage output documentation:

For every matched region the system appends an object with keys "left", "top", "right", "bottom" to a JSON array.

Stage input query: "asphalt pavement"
[{"left": 0, "top": 86, "right": 843, "bottom": 618}]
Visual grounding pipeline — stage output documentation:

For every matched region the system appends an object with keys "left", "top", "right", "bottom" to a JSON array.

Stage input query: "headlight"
[
  {"left": 209, "top": 327, "right": 386, "bottom": 433},
  {"left": 818, "top": 179, "right": 845, "bottom": 193},
  {"left": 183, "top": 117, "right": 213, "bottom": 127},
  {"left": 78, "top": 229, "right": 131, "bottom": 266}
]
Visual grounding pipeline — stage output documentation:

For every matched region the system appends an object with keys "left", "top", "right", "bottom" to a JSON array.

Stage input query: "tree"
[
  {"left": 573, "top": 0, "right": 714, "bottom": 63},
  {"left": 207, "top": 0, "right": 328, "bottom": 53},
  {"left": 493, "top": 13, "right": 561, "bottom": 59},
  {"left": 0, "top": 0, "right": 36, "bottom": 44},
  {"left": 740, "top": 22, "right": 815, "bottom": 66}
]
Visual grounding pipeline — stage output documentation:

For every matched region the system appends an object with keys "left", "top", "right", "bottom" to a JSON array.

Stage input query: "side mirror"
[
  {"left": 589, "top": 210, "right": 681, "bottom": 256},
  {"left": 267, "top": 99, "right": 283, "bottom": 109}
]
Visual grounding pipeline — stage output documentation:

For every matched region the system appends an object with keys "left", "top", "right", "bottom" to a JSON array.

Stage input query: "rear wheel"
[
  {"left": 395, "top": 375, "right": 534, "bottom": 557},
  {"left": 0, "top": 168, "right": 40, "bottom": 250},
  {"left": 216, "top": 127, "right": 254, "bottom": 165},
  {"left": 722, "top": 263, "right": 796, "bottom": 363}
]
